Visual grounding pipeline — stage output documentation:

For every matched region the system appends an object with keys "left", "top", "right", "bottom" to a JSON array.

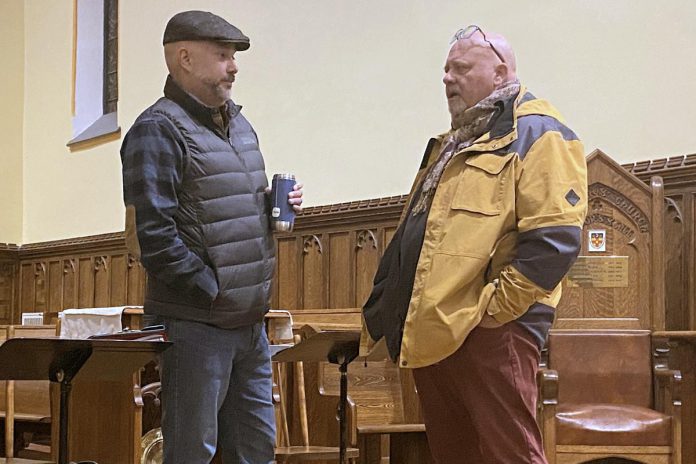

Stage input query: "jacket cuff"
[{"left": 486, "top": 295, "right": 518, "bottom": 324}]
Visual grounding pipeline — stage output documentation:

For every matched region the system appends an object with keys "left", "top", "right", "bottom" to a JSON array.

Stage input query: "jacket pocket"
[{"left": 451, "top": 153, "right": 515, "bottom": 215}]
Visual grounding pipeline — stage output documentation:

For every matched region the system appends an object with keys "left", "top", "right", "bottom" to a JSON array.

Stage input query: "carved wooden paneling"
[
  {"left": 110, "top": 253, "right": 127, "bottom": 306},
  {"left": 47, "top": 259, "right": 63, "bottom": 316},
  {"left": 624, "top": 154, "right": 696, "bottom": 331},
  {"left": 33, "top": 262, "right": 47, "bottom": 314},
  {"left": 1, "top": 152, "right": 695, "bottom": 330},
  {"left": 275, "top": 237, "right": 299, "bottom": 310},
  {"left": 355, "top": 230, "right": 380, "bottom": 308},
  {"left": 328, "top": 232, "right": 353, "bottom": 308},
  {"left": 78, "top": 257, "right": 94, "bottom": 309},
  {"left": 63, "top": 258, "right": 78, "bottom": 312},
  {"left": 556, "top": 150, "right": 663, "bottom": 330},
  {"left": 0, "top": 260, "right": 16, "bottom": 324},
  {"left": 664, "top": 196, "right": 687, "bottom": 330},
  {"left": 302, "top": 235, "right": 324, "bottom": 309},
  {"left": 19, "top": 263, "right": 35, "bottom": 314},
  {"left": 94, "top": 255, "right": 111, "bottom": 307}
]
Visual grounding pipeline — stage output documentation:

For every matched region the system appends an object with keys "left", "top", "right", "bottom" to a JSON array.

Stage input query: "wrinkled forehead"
[{"left": 446, "top": 38, "right": 493, "bottom": 64}]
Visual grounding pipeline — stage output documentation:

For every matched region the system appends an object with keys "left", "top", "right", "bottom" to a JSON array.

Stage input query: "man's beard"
[
  {"left": 209, "top": 79, "right": 232, "bottom": 102},
  {"left": 195, "top": 72, "right": 234, "bottom": 104},
  {"left": 448, "top": 98, "right": 470, "bottom": 129}
]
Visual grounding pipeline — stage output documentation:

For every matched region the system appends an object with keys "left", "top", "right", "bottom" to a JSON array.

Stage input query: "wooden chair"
[
  {"left": 537, "top": 329, "right": 682, "bottom": 464},
  {"left": 0, "top": 324, "right": 57, "bottom": 463}
]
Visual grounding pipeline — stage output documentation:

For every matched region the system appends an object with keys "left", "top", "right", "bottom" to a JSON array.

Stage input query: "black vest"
[{"left": 143, "top": 96, "right": 275, "bottom": 328}]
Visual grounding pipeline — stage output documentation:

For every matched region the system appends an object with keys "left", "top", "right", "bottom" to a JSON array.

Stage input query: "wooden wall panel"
[
  {"left": 63, "top": 259, "right": 78, "bottom": 312},
  {"left": 275, "top": 237, "right": 299, "bottom": 310},
  {"left": 47, "top": 259, "right": 63, "bottom": 316},
  {"left": 110, "top": 254, "right": 127, "bottom": 306},
  {"left": 664, "top": 195, "right": 687, "bottom": 330},
  {"left": 20, "top": 263, "right": 35, "bottom": 314},
  {"left": 0, "top": 249, "right": 17, "bottom": 325},
  {"left": 126, "top": 255, "right": 145, "bottom": 306},
  {"left": 328, "top": 232, "right": 353, "bottom": 308},
  {"left": 34, "top": 262, "right": 47, "bottom": 314},
  {"left": 301, "top": 235, "right": 325, "bottom": 309},
  {"left": 355, "top": 230, "right": 380, "bottom": 309},
  {"left": 78, "top": 257, "right": 95, "bottom": 309},
  {"left": 93, "top": 256, "right": 111, "bottom": 307}
]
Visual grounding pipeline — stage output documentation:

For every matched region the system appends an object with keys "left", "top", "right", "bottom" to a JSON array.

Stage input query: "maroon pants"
[{"left": 413, "top": 322, "right": 546, "bottom": 464}]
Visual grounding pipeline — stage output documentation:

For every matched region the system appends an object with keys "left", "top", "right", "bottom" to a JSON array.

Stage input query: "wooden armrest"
[
  {"left": 536, "top": 368, "right": 558, "bottom": 462},
  {"left": 0, "top": 412, "right": 50, "bottom": 423},
  {"left": 357, "top": 423, "right": 426, "bottom": 435},
  {"left": 654, "top": 367, "right": 682, "bottom": 414},
  {"left": 537, "top": 368, "right": 558, "bottom": 404}
]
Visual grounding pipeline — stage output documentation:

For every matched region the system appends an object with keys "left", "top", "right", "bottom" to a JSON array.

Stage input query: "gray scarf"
[{"left": 411, "top": 81, "right": 520, "bottom": 215}]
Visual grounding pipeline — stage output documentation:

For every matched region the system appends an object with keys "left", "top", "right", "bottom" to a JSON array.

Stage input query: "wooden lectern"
[{"left": 0, "top": 338, "right": 170, "bottom": 464}]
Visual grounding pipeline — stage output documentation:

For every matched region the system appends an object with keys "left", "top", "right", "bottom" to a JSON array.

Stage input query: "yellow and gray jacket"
[{"left": 362, "top": 86, "right": 587, "bottom": 368}]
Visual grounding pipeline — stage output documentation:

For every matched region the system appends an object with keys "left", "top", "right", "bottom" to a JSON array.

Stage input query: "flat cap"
[{"left": 163, "top": 10, "right": 250, "bottom": 50}]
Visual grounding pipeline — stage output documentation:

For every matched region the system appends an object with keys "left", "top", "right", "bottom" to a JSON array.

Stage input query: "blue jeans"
[{"left": 159, "top": 318, "right": 275, "bottom": 464}]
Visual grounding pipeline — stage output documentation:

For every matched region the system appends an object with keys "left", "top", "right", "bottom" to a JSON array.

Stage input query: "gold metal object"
[
  {"left": 141, "top": 427, "right": 163, "bottom": 464},
  {"left": 566, "top": 256, "right": 629, "bottom": 288}
]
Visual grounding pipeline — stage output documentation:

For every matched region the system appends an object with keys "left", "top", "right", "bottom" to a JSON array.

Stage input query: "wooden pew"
[{"left": 284, "top": 309, "right": 432, "bottom": 463}]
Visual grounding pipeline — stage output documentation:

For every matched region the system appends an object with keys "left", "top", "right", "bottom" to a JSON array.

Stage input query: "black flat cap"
[{"left": 163, "top": 10, "right": 250, "bottom": 50}]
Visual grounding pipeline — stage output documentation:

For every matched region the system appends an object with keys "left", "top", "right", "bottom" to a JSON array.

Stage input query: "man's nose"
[
  {"left": 443, "top": 72, "right": 454, "bottom": 85},
  {"left": 228, "top": 59, "right": 238, "bottom": 74}
]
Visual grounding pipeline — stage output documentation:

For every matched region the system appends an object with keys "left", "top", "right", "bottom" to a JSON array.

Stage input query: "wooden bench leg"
[{"left": 358, "top": 433, "right": 382, "bottom": 464}]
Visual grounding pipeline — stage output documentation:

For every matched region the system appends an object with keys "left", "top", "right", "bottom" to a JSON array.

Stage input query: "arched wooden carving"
[
  {"left": 94, "top": 256, "right": 109, "bottom": 272},
  {"left": 302, "top": 235, "right": 323, "bottom": 254},
  {"left": 63, "top": 259, "right": 76, "bottom": 275},
  {"left": 665, "top": 197, "right": 683, "bottom": 223},
  {"left": 355, "top": 230, "right": 380, "bottom": 308},
  {"left": 356, "top": 230, "right": 378, "bottom": 250}
]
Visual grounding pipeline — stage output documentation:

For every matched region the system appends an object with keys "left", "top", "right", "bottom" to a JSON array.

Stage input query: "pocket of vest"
[{"left": 450, "top": 153, "right": 515, "bottom": 215}]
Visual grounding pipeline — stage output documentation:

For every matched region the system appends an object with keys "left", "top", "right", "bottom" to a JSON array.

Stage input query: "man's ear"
[
  {"left": 179, "top": 47, "right": 193, "bottom": 73},
  {"left": 493, "top": 63, "right": 509, "bottom": 87}
]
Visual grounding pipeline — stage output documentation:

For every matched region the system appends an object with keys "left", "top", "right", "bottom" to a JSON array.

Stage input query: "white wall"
[
  {"left": 0, "top": 0, "right": 24, "bottom": 245},
  {"left": 11, "top": 0, "right": 696, "bottom": 243}
]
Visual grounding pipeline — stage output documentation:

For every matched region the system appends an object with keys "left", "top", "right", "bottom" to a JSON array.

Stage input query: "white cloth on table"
[{"left": 59, "top": 307, "right": 127, "bottom": 339}]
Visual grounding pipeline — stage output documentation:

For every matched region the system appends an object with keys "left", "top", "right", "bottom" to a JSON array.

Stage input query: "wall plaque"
[{"left": 566, "top": 256, "right": 629, "bottom": 288}]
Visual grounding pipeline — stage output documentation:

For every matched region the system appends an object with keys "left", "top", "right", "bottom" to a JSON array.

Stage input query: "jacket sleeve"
[
  {"left": 486, "top": 122, "right": 587, "bottom": 323},
  {"left": 120, "top": 117, "right": 219, "bottom": 302}
]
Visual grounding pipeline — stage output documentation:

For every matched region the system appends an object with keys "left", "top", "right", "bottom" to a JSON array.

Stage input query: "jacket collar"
[
  {"left": 163, "top": 75, "right": 241, "bottom": 137},
  {"left": 418, "top": 85, "right": 528, "bottom": 169},
  {"left": 463, "top": 84, "right": 528, "bottom": 153}
]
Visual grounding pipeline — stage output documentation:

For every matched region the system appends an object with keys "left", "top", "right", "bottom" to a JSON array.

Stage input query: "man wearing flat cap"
[{"left": 121, "top": 10, "right": 302, "bottom": 464}]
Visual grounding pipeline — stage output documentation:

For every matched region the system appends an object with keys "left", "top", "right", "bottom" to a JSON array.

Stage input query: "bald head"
[
  {"left": 484, "top": 32, "right": 516, "bottom": 75},
  {"left": 443, "top": 27, "right": 517, "bottom": 124}
]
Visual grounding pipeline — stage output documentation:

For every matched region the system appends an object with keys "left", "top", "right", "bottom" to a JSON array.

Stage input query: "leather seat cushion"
[{"left": 556, "top": 403, "right": 671, "bottom": 446}]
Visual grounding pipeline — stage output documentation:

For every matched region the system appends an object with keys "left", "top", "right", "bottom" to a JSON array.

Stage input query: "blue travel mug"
[{"left": 271, "top": 173, "right": 296, "bottom": 232}]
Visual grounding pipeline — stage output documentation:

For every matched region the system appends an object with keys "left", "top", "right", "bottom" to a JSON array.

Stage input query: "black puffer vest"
[{"left": 144, "top": 85, "right": 275, "bottom": 329}]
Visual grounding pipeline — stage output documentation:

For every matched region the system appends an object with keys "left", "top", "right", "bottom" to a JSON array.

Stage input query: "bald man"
[
  {"left": 362, "top": 26, "right": 587, "bottom": 463},
  {"left": 120, "top": 11, "right": 301, "bottom": 464}
]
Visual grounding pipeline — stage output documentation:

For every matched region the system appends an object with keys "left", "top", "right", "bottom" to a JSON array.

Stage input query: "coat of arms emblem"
[{"left": 588, "top": 229, "right": 606, "bottom": 252}]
